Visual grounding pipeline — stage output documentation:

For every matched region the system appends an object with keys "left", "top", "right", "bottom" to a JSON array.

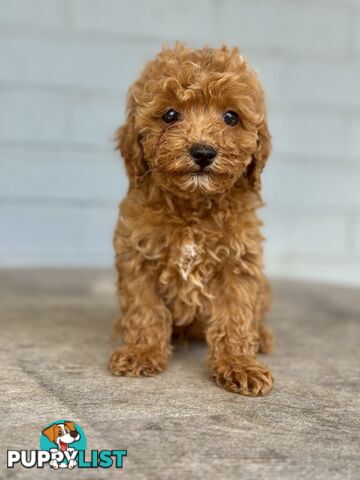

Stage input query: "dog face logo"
[
  {"left": 42, "top": 421, "right": 80, "bottom": 452},
  {"left": 41, "top": 421, "right": 83, "bottom": 469}
]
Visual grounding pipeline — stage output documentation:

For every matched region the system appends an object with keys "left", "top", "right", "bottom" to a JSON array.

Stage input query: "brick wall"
[{"left": 1, "top": 0, "right": 359, "bottom": 285}]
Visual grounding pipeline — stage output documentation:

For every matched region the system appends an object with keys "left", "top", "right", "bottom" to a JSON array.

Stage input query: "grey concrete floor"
[{"left": 1, "top": 269, "right": 359, "bottom": 479}]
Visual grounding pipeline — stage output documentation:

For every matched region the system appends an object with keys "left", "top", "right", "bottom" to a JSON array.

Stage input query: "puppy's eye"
[
  {"left": 162, "top": 109, "right": 180, "bottom": 124},
  {"left": 223, "top": 111, "right": 239, "bottom": 126}
]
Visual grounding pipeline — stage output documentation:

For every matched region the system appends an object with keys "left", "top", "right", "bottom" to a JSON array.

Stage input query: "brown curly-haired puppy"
[{"left": 109, "top": 43, "right": 273, "bottom": 396}]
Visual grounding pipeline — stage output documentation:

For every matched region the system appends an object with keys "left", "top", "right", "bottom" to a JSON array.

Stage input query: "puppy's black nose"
[
  {"left": 189, "top": 143, "right": 217, "bottom": 169},
  {"left": 70, "top": 431, "right": 78, "bottom": 439}
]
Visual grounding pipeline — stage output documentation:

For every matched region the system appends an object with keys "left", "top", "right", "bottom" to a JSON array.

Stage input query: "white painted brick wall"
[
  {"left": 0, "top": 204, "right": 117, "bottom": 265},
  {"left": 217, "top": 1, "right": 354, "bottom": 57},
  {"left": 354, "top": 217, "right": 360, "bottom": 255},
  {"left": 269, "top": 109, "right": 354, "bottom": 157},
  {"left": 256, "top": 57, "right": 360, "bottom": 110},
  {"left": 1, "top": 0, "right": 360, "bottom": 286},
  {"left": 0, "top": 0, "right": 66, "bottom": 29},
  {"left": 0, "top": 89, "right": 69, "bottom": 143},
  {"left": 1, "top": 146, "right": 124, "bottom": 201},
  {"left": 0, "top": 33, "right": 160, "bottom": 91},
  {"left": 69, "top": 0, "right": 217, "bottom": 40},
  {"left": 261, "top": 210, "right": 348, "bottom": 257},
  {"left": 263, "top": 162, "right": 360, "bottom": 210}
]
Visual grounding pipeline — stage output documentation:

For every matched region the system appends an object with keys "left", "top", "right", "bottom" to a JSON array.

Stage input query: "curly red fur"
[{"left": 109, "top": 43, "right": 274, "bottom": 396}]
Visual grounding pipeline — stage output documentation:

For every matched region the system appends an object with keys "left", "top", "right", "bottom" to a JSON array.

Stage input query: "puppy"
[{"left": 109, "top": 44, "right": 273, "bottom": 396}]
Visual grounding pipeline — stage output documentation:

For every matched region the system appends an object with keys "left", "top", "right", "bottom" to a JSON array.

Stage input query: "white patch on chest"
[{"left": 178, "top": 242, "right": 197, "bottom": 281}]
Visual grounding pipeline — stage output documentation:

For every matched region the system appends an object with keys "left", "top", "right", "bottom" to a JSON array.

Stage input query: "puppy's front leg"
[
  {"left": 207, "top": 271, "right": 273, "bottom": 396},
  {"left": 109, "top": 271, "right": 172, "bottom": 377}
]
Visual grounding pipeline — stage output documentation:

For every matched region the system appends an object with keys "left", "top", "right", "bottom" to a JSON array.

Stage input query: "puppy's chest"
[{"left": 160, "top": 225, "right": 232, "bottom": 288}]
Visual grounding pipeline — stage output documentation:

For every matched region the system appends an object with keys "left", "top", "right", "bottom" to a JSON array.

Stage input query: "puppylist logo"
[{"left": 7, "top": 420, "right": 127, "bottom": 470}]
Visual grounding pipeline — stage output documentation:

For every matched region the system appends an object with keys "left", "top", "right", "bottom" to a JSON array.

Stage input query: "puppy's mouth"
[
  {"left": 152, "top": 165, "right": 234, "bottom": 180},
  {"left": 158, "top": 168, "right": 227, "bottom": 177},
  {"left": 189, "top": 170, "right": 211, "bottom": 176},
  {"left": 188, "top": 169, "right": 233, "bottom": 179},
  {"left": 59, "top": 440, "right": 67, "bottom": 452}
]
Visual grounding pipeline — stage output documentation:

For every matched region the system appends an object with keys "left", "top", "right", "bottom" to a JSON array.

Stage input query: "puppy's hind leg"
[{"left": 109, "top": 271, "right": 172, "bottom": 377}]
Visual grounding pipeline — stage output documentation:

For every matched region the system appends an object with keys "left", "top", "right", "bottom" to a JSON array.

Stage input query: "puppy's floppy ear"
[
  {"left": 64, "top": 421, "right": 75, "bottom": 431},
  {"left": 246, "top": 118, "right": 271, "bottom": 190},
  {"left": 115, "top": 93, "right": 147, "bottom": 187},
  {"left": 42, "top": 424, "right": 58, "bottom": 443}
]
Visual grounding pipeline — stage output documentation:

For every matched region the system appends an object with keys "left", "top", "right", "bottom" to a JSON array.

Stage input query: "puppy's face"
[{"left": 119, "top": 45, "right": 270, "bottom": 194}]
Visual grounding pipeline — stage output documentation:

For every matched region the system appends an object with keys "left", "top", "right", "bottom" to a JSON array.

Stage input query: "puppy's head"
[{"left": 117, "top": 43, "right": 270, "bottom": 194}]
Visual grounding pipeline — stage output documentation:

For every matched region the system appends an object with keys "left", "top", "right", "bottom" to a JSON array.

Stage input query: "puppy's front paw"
[
  {"left": 210, "top": 358, "right": 273, "bottom": 396},
  {"left": 109, "top": 345, "right": 168, "bottom": 377}
]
